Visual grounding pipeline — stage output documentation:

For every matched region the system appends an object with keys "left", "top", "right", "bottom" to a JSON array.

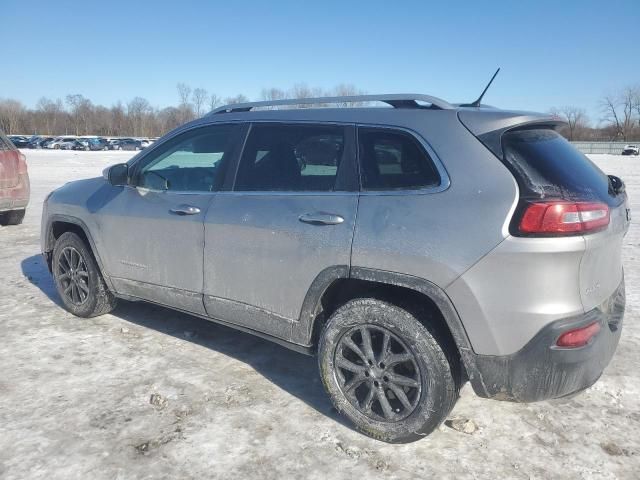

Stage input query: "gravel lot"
[{"left": 1, "top": 150, "right": 639, "bottom": 479}]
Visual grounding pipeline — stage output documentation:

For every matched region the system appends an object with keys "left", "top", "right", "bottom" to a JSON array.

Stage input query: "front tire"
[
  {"left": 318, "top": 298, "right": 458, "bottom": 443},
  {"left": 0, "top": 209, "right": 25, "bottom": 225},
  {"left": 52, "top": 232, "right": 117, "bottom": 317}
]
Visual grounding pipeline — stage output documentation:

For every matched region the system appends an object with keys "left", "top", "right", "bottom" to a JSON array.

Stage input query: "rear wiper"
[{"left": 608, "top": 175, "right": 625, "bottom": 196}]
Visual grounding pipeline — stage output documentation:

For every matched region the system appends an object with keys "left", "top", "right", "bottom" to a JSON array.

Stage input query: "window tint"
[
  {"left": 358, "top": 128, "right": 440, "bottom": 190},
  {"left": 502, "top": 129, "right": 614, "bottom": 205},
  {"left": 234, "top": 124, "right": 345, "bottom": 191},
  {"left": 136, "top": 124, "right": 240, "bottom": 192}
]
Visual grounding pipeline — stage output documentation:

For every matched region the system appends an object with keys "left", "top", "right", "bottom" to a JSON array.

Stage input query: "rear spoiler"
[{"left": 458, "top": 110, "right": 566, "bottom": 158}]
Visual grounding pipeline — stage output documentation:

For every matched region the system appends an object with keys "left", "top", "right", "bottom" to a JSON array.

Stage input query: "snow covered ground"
[{"left": 1, "top": 150, "right": 639, "bottom": 479}]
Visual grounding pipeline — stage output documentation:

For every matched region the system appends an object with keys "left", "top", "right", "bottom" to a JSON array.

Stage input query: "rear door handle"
[
  {"left": 170, "top": 204, "right": 201, "bottom": 215},
  {"left": 299, "top": 212, "right": 345, "bottom": 225}
]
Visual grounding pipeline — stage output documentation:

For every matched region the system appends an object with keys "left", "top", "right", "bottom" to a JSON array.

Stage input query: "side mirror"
[{"left": 103, "top": 163, "right": 129, "bottom": 186}]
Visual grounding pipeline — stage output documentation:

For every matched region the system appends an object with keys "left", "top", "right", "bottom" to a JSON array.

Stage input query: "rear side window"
[
  {"left": 234, "top": 123, "right": 345, "bottom": 192},
  {"left": 502, "top": 129, "right": 614, "bottom": 205},
  {"left": 358, "top": 128, "right": 440, "bottom": 190}
]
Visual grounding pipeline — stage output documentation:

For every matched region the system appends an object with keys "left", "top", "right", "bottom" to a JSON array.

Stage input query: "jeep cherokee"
[{"left": 41, "top": 94, "right": 628, "bottom": 443}]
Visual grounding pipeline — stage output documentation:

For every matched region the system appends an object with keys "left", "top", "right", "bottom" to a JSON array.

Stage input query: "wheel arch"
[
  {"left": 298, "top": 266, "right": 484, "bottom": 388},
  {"left": 44, "top": 215, "right": 113, "bottom": 290}
]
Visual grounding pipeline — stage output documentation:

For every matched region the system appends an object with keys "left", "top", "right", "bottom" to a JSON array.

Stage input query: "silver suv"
[{"left": 41, "top": 94, "right": 629, "bottom": 443}]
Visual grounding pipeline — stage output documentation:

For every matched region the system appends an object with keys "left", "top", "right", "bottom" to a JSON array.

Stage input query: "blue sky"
[{"left": 2, "top": 0, "right": 638, "bottom": 123}]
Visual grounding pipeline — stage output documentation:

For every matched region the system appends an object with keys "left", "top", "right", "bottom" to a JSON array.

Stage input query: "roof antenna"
[{"left": 461, "top": 68, "right": 500, "bottom": 108}]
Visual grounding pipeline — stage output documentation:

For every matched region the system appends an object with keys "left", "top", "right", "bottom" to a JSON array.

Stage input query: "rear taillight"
[
  {"left": 17, "top": 152, "right": 28, "bottom": 175},
  {"left": 518, "top": 201, "right": 609, "bottom": 235},
  {"left": 556, "top": 321, "right": 601, "bottom": 348}
]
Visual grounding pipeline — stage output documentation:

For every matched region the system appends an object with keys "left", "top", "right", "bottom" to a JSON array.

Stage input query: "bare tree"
[
  {"left": 176, "top": 83, "right": 194, "bottom": 123},
  {"left": 261, "top": 88, "right": 286, "bottom": 100},
  {"left": 259, "top": 88, "right": 286, "bottom": 109},
  {"left": 35, "top": 98, "right": 64, "bottom": 135},
  {"left": 549, "top": 106, "right": 589, "bottom": 141},
  {"left": 633, "top": 86, "right": 640, "bottom": 133},
  {"left": 176, "top": 83, "right": 192, "bottom": 106},
  {"left": 208, "top": 93, "right": 222, "bottom": 111},
  {"left": 110, "top": 102, "right": 126, "bottom": 136},
  {"left": 224, "top": 94, "right": 249, "bottom": 105},
  {"left": 0, "top": 99, "right": 26, "bottom": 134},
  {"left": 330, "top": 84, "right": 367, "bottom": 107},
  {"left": 290, "top": 84, "right": 313, "bottom": 106},
  {"left": 600, "top": 88, "right": 635, "bottom": 141},
  {"left": 127, "top": 97, "right": 152, "bottom": 136},
  {"left": 65, "top": 94, "right": 93, "bottom": 135},
  {"left": 192, "top": 88, "right": 208, "bottom": 117}
]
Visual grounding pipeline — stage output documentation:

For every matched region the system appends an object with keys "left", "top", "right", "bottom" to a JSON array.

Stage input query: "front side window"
[
  {"left": 358, "top": 127, "right": 440, "bottom": 190},
  {"left": 135, "top": 124, "right": 240, "bottom": 192},
  {"left": 234, "top": 123, "right": 345, "bottom": 192}
]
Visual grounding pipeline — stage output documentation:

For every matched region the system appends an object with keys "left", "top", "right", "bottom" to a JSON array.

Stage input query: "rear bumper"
[{"left": 469, "top": 278, "right": 625, "bottom": 402}]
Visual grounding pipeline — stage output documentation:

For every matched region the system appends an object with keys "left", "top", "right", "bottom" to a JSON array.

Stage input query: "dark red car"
[{"left": 0, "top": 129, "right": 30, "bottom": 225}]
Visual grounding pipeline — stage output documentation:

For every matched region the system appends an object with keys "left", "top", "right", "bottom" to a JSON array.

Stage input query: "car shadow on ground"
[{"left": 21, "top": 254, "right": 346, "bottom": 427}]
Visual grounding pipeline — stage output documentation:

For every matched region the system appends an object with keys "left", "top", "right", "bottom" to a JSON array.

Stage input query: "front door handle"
[
  {"left": 299, "top": 212, "right": 345, "bottom": 225},
  {"left": 170, "top": 204, "right": 201, "bottom": 215}
]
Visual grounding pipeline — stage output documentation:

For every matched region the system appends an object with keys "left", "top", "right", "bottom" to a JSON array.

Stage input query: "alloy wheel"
[
  {"left": 56, "top": 246, "right": 90, "bottom": 306},
  {"left": 334, "top": 325, "right": 422, "bottom": 422}
]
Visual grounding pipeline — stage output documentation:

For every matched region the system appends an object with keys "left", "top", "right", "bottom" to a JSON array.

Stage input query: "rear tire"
[
  {"left": 52, "top": 232, "right": 117, "bottom": 317},
  {"left": 0, "top": 209, "right": 25, "bottom": 226},
  {"left": 318, "top": 298, "right": 458, "bottom": 443}
]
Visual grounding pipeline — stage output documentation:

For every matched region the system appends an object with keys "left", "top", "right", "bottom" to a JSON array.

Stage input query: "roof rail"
[{"left": 207, "top": 94, "right": 453, "bottom": 115}]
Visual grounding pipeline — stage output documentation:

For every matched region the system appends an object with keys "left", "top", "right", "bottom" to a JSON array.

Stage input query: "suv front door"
[
  {"left": 97, "top": 123, "right": 243, "bottom": 314},
  {"left": 202, "top": 122, "right": 358, "bottom": 342}
]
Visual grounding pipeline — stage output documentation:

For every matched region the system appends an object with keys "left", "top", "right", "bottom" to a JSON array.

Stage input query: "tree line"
[
  {"left": 0, "top": 83, "right": 364, "bottom": 138},
  {"left": 550, "top": 85, "right": 640, "bottom": 141},
  {"left": 1, "top": 82, "right": 639, "bottom": 141}
]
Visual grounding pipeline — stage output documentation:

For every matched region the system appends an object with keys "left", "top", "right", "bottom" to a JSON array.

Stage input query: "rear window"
[{"left": 502, "top": 129, "right": 616, "bottom": 205}]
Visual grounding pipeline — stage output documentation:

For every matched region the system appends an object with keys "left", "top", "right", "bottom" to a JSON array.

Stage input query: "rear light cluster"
[
  {"left": 556, "top": 321, "right": 601, "bottom": 348},
  {"left": 17, "top": 152, "right": 28, "bottom": 175},
  {"left": 518, "top": 201, "right": 610, "bottom": 235}
]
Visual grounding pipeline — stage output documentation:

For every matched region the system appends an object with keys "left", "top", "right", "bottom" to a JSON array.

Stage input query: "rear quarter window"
[
  {"left": 358, "top": 128, "right": 440, "bottom": 190},
  {"left": 502, "top": 129, "right": 616, "bottom": 205}
]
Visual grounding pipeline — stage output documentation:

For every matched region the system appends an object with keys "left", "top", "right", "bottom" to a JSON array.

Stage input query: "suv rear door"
[{"left": 202, "top": 122, "right": 358, "bottom": 341}]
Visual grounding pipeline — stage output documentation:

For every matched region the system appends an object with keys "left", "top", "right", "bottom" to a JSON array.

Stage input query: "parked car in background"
[
  {"left": 41, "top": 93, "right": 629, "bottom": 443},
  {"left": 0, "top": 129, "right": 29, "bottom": 225},
  {"left": 621, "top": 145, "right": 639, "bottom": 156},
  {"left": 39, "top": 137, "right": 56, "bottom": 149},
  {"left": 8, "top": 136, "right": 30, "bottom": 148},
  {"left": 86, "top": 138, "right": 110, "bottom": 151},
  {"left": 60, "top": 140, "right": 89, "bottom": 151},
  {"left": 47, "top": 137, "right": 78, "bottom": 149},
  {"left": 108, "top": 139, "right": 122, "bottom": 150},
  {"left": 117, "top": 138, "right": 143, "bottom": 151},
  {"left": 26, "top": 136, "right": 54, "bottom": 149}
]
